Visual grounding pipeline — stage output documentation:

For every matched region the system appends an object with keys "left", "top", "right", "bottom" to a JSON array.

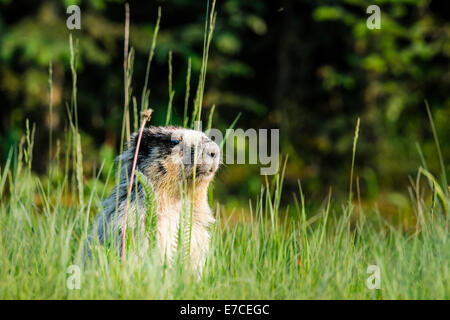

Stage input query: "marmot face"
[
  {"left": 90, "top": 126, "right": 219, "bottom": 274},
  {"left": 135, "top": 126, "right": 220, "bottom": 189}
]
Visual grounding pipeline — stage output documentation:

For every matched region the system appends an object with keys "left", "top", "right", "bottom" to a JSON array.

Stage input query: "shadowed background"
[{"left": 0, "top": 0, "right": 449, "bottom": 215}]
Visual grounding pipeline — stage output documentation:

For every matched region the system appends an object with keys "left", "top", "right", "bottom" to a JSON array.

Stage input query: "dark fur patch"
[
  {"left": 158, "top": 162, "right": 167, "bottom": 175},
  {"left": 157, "top": 143, "right": 172, "bottom": 158},
  {"left": 132, "top": 127, "right": 179, "bottom": 166},
  {"left": 190, "top": 147, "right": 195, "bottom": 165}
]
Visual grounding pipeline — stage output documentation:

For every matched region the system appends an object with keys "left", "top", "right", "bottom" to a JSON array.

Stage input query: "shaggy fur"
[{"left": 88, "top": 126, "right": 220, "bottom": 275}]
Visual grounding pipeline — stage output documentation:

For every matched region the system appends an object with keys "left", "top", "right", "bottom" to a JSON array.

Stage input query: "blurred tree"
[{"left": 0, "top": 0, "right": 448, "bottom": 204}]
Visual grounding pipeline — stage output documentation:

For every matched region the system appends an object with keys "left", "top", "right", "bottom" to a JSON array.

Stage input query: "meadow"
[
  {"left": 0, "top": 1, "right": 449, "bottom": 299},
  {"left": 1, "top": 131, "right": 448, "bottom": 299}
]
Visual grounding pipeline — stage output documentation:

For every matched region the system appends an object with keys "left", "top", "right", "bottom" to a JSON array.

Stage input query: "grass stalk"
[
  {"left": 124, "top": 2, "right": 131, "bottom": 142},
  {"left": 166, "top": 51, "right": 175, "bottom": 125},
  {"left": 183, "top": 58, "right": 192, "bottom": 128},
  {"left": 425, "top": 100, "right": 448, "bottom": 200},
  {"left": 349, "top": 117, "right": 360, "bottom": 206},
  {"left": 121, "top": 109, "right": 153, "bottom": 262},
  {"left": 140, "top": 7, "right": 161, "bottom": 113}
]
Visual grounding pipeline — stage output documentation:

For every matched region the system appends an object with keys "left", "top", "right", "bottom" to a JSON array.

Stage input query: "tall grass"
[
  {"left": 0, "top": 138, "right": 448, "bottom": 298},
  {"left": 0, "top": 1, "right": 449, "bottom": 299}
]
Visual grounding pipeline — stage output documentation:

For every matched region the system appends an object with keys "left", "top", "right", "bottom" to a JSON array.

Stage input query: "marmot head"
[{"left": 130, "top": 126, "right": 220, "bottom": 191}]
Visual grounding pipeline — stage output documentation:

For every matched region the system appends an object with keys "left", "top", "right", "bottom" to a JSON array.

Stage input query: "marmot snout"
[{"left": 89, "top": 126, "right": 220, "bottom": 275}]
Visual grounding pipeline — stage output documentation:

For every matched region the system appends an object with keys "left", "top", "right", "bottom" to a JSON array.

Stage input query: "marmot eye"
[{"left": 171, "top": 139, "right": 180, "bottom": 145}]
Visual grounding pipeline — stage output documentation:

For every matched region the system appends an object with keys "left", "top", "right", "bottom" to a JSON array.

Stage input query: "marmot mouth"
[{"left": 195, "top": 168, "right": 216, "bottom": 178}]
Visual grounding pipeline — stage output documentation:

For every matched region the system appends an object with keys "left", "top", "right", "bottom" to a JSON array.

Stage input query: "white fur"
[{"left": 90, "top": 127, "right": 219, "bottom": 277}]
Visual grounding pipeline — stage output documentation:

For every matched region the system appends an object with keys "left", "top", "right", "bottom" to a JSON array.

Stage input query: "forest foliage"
[{"left": 0, "top": 0, "right": 449, "bottom": 212}]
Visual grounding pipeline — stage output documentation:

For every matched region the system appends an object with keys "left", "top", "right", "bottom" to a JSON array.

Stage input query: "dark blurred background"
[{"left": 0, "top": 0, "right": 449, "bottom": 212}]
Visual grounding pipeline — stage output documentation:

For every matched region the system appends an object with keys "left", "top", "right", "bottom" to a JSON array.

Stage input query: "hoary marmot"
[{"left": 89, "top": 126, "right": 220, "bottom": 275}]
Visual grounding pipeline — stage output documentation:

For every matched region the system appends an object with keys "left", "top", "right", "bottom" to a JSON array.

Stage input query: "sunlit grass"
[
  {"left": 0, "top": 0, "right": 448, "bottom": 300},
  {"left": 0, "top": 147, "right": 448, "bottom": 299}
]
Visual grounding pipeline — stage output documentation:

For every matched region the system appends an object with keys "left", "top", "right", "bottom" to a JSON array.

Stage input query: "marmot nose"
[{"left": 206, "top": 142, "right": 219, "bottom": 159}]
